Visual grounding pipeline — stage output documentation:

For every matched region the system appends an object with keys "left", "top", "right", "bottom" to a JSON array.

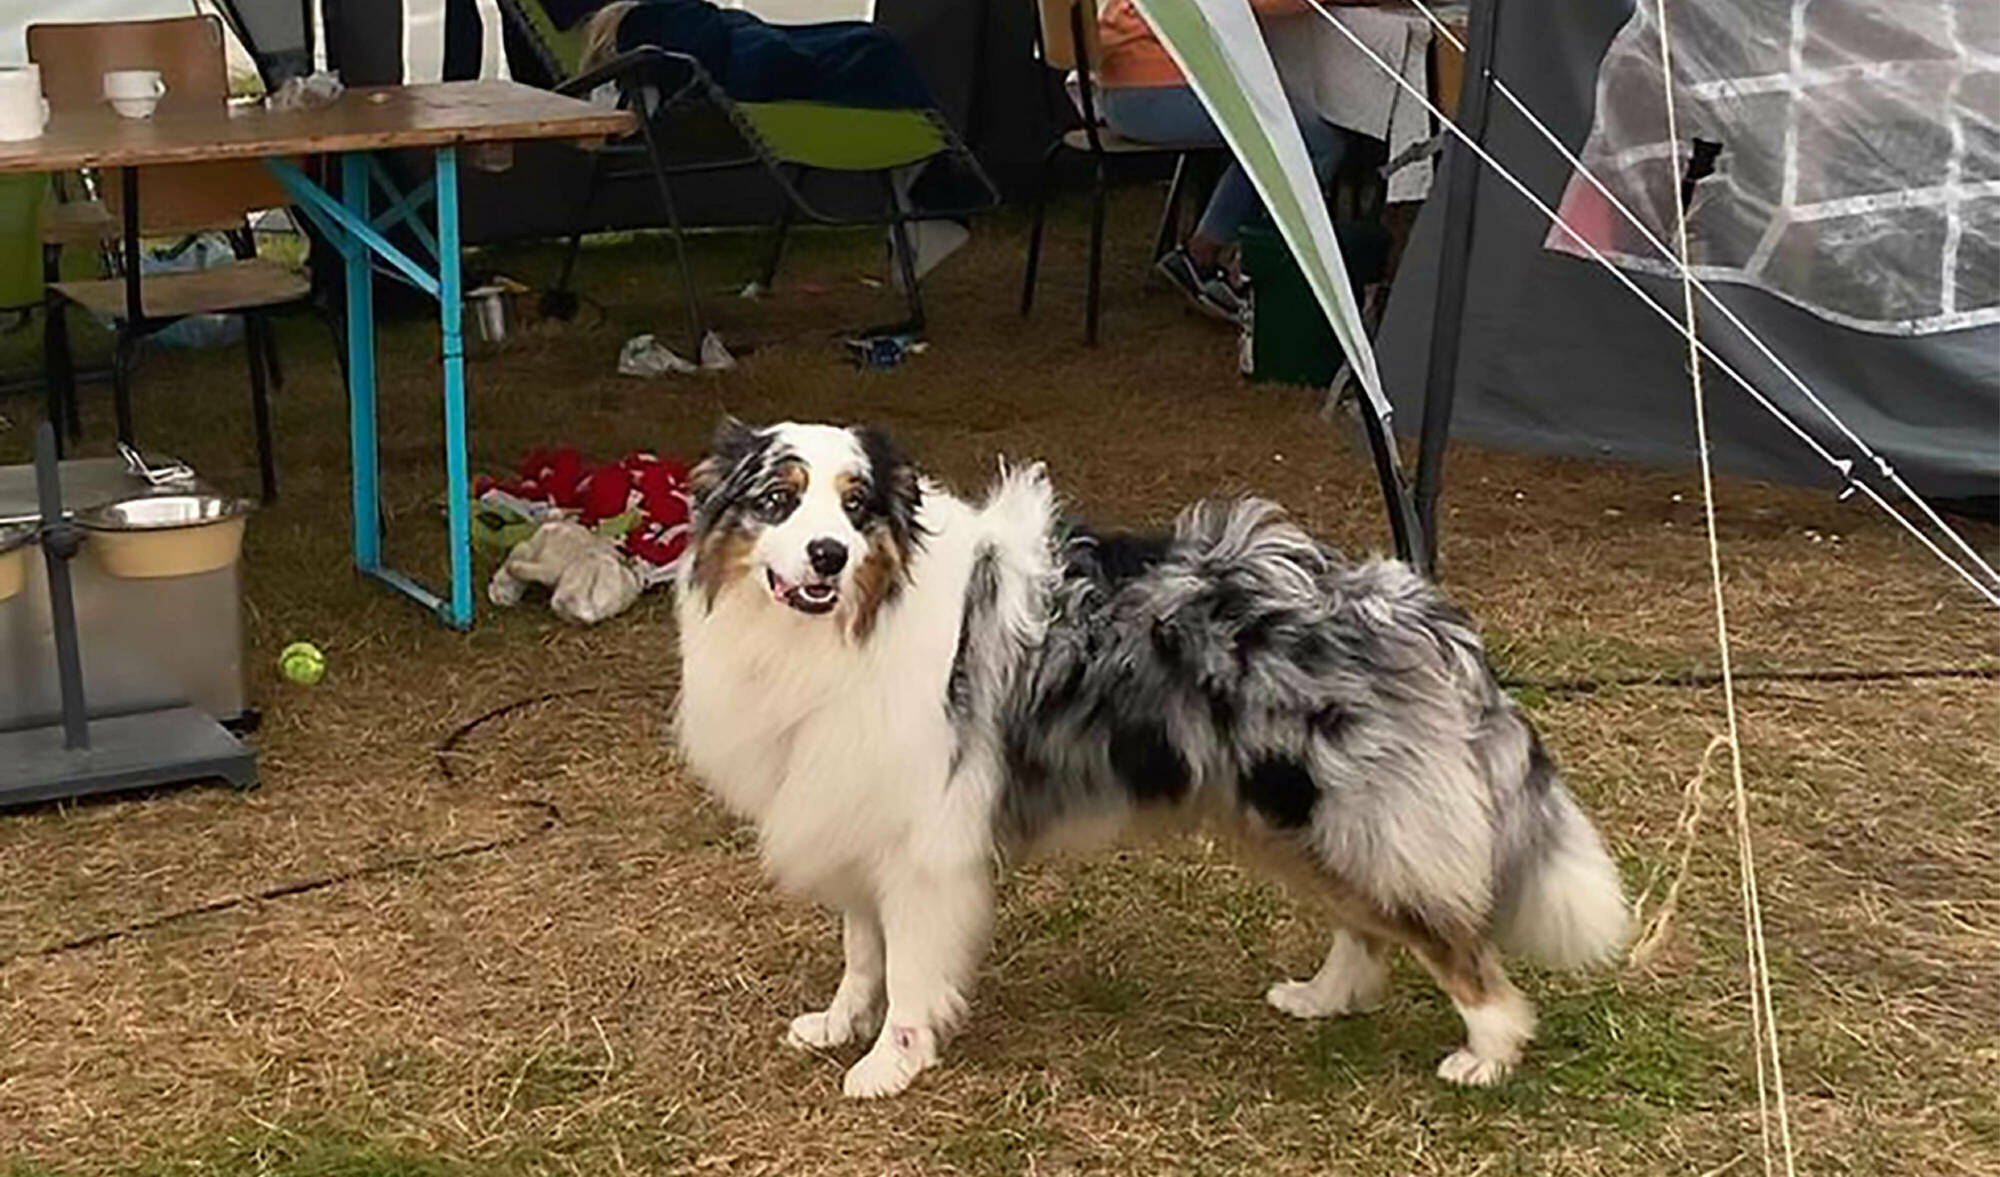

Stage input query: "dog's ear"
[
  {"left": 710, "top": 415, "right": 756, "bottom": 454},
  {"left": 691, "top": 417, "right": 763, "bottom": 506},
  {"left": 852, "top": 426, "right": 923, "bottom": 543}
]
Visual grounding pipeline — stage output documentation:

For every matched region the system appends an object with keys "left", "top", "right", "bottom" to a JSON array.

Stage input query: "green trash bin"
[
  {"left": 1240, "top": 224, "right": 1338, "bottom": 388},
  {"left": 1239, "top": 221, "right": 1392, "bottom": 389}
]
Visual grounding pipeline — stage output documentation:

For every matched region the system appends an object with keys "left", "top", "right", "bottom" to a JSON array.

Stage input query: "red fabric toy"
[{"left": 478, "top": 446, "right": 694, "bottom": 579}]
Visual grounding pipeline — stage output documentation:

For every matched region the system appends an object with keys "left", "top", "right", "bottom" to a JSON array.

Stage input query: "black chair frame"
[{"left": 529, "top": 41, "right": 999, "bottom": 344}]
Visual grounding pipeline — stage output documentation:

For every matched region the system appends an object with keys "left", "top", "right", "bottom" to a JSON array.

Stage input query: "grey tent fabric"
[{"left": 1379, "top": 0, "right": 2000, "bottom": 504}]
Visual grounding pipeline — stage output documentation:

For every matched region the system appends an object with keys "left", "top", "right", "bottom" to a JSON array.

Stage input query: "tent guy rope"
[
  {"left": 1297, "top": 0, "right": 2000, "bottom": 608},
  {"left": 1653, "top": 0, "right": 1798, "bottom": 1170}
]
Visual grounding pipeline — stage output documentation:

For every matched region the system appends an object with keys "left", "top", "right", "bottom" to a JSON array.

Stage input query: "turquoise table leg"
[
  {"left": 435, "top": 145, "right": 473, "bottom": 630},
  {"left": 341, "top": 152, "right": 381, "bottom": 574},
  {"left": 264, "top": 151, "right": 475, "bottom": 628}
]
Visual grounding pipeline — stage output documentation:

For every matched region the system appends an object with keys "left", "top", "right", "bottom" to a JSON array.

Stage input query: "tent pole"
[
  {"left": 1356, "top": 392, "right": 1424, "bottom": 569},
  {"left": 1412, "top": 0, "right": 1504, "bottom": 578}
]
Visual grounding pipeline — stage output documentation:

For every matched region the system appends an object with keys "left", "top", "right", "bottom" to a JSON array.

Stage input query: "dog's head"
[{"left": 686, "top": 419, "right": 923, "bottom": 637}]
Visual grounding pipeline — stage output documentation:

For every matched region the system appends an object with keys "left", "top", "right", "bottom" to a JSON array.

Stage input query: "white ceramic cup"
[
  {"left": 0, "top": 65, "right": 50, "bottom": 142},
  {"left": 103, "top": 69, "right": 168, "bottom": 119}
]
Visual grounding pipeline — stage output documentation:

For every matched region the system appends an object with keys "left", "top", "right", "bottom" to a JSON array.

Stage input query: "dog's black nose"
[{"left": 807, "top": 538, "right": 848, "bottom": 577}]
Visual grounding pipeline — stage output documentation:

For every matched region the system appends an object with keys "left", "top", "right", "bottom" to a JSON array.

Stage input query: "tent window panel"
[{"left": 1545, "top": 0, "right": 1999, "bottom": 336}]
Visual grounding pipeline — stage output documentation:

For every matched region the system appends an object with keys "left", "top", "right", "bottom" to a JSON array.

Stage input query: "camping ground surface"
[{"left": 1, "top": 197, "right": 1996, "bottom": 1176}]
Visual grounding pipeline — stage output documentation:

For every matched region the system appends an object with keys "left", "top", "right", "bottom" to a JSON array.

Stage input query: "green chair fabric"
[
  {"left": 513, "top": 0, "right": 585, "bottom": 79},
  {"left": 736, "top": 102, "right": 947, "bottom": 173},
  {"left": 0, "top": 174, "right": 47, "bottom": 312}
]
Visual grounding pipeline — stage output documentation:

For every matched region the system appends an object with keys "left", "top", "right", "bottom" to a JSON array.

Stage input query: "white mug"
[
  {"left": 103, "top": 69, "right": 167, "bottom": 119},
  {"left": 0, "top": 65, "right": 50, "bottom": 142}
]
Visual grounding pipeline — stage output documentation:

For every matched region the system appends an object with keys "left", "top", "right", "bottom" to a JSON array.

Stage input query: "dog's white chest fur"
[{"left": 675, "top": 492, "right": 998, "bottom": 899}]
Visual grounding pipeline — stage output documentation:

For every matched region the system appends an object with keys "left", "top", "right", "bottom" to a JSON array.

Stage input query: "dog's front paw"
[
  {"left": 841, "top": 1024, "right": 936, "bottom": 1099},
  {"left": 1436, "top": 1048, "right": 1516, "bottom": 1087},
  {"left": 1264, "top": 977, "right": 1386, "bottom": 1020}
]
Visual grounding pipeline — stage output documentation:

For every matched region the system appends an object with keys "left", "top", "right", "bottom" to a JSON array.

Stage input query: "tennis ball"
[{"left": 279, "top": 641, "right": 326, "bottom": 686}]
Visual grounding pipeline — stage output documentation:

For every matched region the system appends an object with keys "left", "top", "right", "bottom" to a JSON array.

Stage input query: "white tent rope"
[
  {"left": 1654, "top": 1, "right": 1798, "bottom": 1172},
  {"left": 1297, "top": 0, "right": 2000, "bottom": 608},
  {"left": 1388, "top": 0, "right": 2000, "bottom": 598}
]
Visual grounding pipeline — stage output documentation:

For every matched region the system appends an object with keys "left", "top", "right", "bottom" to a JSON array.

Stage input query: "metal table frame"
[{"left": 267, "top": 149, "right": 475, "bottom": 629}]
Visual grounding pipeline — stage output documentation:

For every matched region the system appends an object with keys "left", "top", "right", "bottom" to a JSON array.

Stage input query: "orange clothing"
[{"left": 1096, "top": 0, "right": 1309, "bottom": 88}]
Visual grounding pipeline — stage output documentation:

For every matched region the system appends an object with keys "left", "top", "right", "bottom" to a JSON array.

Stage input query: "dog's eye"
[
  {"left": 757, "top": 488, "right": 796, "bottom": 517},
  {"left": 842, "top": 486, "right": 869, "bottom": 516}
]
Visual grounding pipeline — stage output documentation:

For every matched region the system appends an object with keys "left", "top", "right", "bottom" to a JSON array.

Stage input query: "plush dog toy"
[{"left": 479, "top": 448, "right": 693, "bottom": 624}]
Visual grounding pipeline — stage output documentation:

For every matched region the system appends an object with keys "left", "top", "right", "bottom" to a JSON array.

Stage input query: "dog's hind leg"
[
  {"left": 1402, "top": 932, "right": 1536, "bottom": 1087},
  {"left": 786, "top": 907, "right": 886, "bottom": 1051},
  {"left": 842, "top": 863, "right": 991, "bottom": 1099},
  {"left": 1265, "top": 927, "right": 1392, "bottom": 1019}
]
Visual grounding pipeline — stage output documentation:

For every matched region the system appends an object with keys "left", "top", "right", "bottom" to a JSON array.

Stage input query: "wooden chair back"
[
  {"left": 1036, "top": 0, "right": 1103, "bottom": 74},
  {"left": 28, "top": 16, "right": 291, "bottom": 236}
]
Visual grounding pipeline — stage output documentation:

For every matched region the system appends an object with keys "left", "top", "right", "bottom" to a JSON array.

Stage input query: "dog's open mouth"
[{"left": 768, "top": 569, "right": 839, "bottom": 615}]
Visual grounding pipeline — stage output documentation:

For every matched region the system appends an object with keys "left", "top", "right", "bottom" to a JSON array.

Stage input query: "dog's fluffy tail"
[{"left": 1495, "top": 761, "right": 1630, "bottom": 971}]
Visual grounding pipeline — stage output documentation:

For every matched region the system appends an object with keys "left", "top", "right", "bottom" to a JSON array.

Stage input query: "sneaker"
[{"left": 1155, "top": 247, "right": 1246, "bottom": 326}]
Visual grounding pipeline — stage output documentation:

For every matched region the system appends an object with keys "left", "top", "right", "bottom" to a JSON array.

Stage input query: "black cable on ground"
[
  {"left": 433, "top": 685, "right": 614, "bottom": 787},
  {"left": 1500, "top": 664, "right": 2000, "bottom": 696},
  {"left": 13, "top": 823, "right": 557, "bottom": 965},
  {"left": 5, "top": 689, "right": 622, "bottom": 966}
]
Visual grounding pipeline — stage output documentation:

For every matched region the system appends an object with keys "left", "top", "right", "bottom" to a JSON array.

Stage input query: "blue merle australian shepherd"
[{"left": 675, "top": 420, "right": 1629, "bottom": 1099}]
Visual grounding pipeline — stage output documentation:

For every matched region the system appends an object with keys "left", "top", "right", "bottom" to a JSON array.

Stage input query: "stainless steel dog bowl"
[
  {"left": 77, "top": 492, "right": 251, "bottom": 579},
  {"left": 0, "top": 521, "right": 32, "bottom": 602}
]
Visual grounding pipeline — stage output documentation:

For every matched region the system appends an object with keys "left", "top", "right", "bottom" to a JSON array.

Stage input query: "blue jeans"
[{"left": 1099, "top": 83, "right": 1347, "bottom": 246}]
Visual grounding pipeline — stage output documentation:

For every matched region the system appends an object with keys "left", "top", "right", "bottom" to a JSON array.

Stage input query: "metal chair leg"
[
  {"left": 1019, "top": 141, "right": 1060, "bottom": 318},
  {"left": 43, "top": 299, "right": 77, "bottom": 455},
  {"left": 636, "top": 115, "right": 708, "bottom": 355},
  {"left": 244, "top": 314, "right": 278, "bottom": 505},
  {"left": 111, "top": 327, "right": 135, "bottom": 445},
  {"left": 1085, "top": 157, "right": 1107, "bottom": 347},
  {"left": 882, "top": 172, "right": 924, "bottom": 333},
  {"left": 42, "top": 244, "right": 82, "bottom": 448},
  {"left": 324, "top": 307, "right": 350, "bottom": 391},
  {"left": 1153, "top": 152, "right": 1189, "bottom": 262},
  {"left": 760, "top": 166, "right": 801, "bottom": 290},
  {"left": 261, "top": 316, "right": 284, "bottom": 393},
  {"left": 555, "top": 151, "right": 607, "bottom": 300}
]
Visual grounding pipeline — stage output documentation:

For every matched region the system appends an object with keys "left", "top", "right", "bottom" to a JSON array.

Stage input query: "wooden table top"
[{"left": 0, "top": 79, "right": 636, "bottom": 174}]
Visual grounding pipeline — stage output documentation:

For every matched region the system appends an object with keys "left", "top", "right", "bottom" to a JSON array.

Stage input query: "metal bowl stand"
[{"left": 0, "top": 423, "right": 256, "bottom": 807}]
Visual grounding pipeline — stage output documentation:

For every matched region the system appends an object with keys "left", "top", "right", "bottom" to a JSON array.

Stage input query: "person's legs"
[
  {"left": 1099, "top": 85, "right": 1245, "bottom": 322},
  {"left": 1098, "top": 84, "right": 1225, "bottom": 148},
  {"left": 1103, "top": 85, "right": 1348, "bottom": 260},
  {"left": 1194, "top": 87, "right": 1350, "bottom": 248},
  {"left": 1098, "top": 83, "right": 1349, "bottom": 324},
  {"left": 1100, "top": 86, "right": 1233, "bottom": 267}
]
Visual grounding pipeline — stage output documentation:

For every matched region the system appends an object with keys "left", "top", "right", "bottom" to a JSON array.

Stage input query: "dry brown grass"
[{"left": 1, "top": 189, "right": 1996, "bottom": 1176}]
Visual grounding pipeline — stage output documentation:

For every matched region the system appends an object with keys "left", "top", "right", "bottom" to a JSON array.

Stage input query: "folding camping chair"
[
  {"left": 497, "top": 0, "right": 999, "bottom": 342},
  {"left": 32, "top": 16, "right": 312, "bottom": 504}
]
